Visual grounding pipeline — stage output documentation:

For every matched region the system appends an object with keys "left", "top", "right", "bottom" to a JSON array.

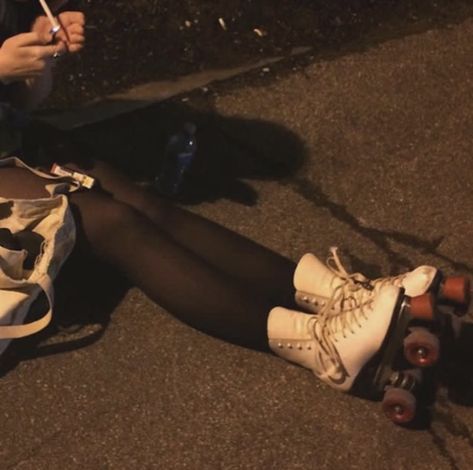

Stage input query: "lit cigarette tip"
[{"left": 218, "top": 18, "right": 227, "bottom": 31}]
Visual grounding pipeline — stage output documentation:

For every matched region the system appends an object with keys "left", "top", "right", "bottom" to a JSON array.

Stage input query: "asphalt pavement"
[{"left": 2, "top": 6, "right": 473, "bottom": 470}]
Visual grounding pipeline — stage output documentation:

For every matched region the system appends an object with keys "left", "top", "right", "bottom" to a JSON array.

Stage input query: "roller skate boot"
[
  {"left": 294, "top": 247, "right": 470, "bottom": 316},
  {"left": 268, "top": 284, "right": 453, "bottom": 425}
]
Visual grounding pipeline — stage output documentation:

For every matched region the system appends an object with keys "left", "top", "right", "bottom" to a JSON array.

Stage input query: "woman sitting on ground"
[{"left": 1, "top": 0, "right": 468, "bottom": 425}]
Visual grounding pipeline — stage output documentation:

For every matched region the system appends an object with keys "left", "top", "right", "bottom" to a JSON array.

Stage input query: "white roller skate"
[
  {"left": 268, "top": 284, "right": 449, "bottom": 424},
  {"left": 294, "top": 247, "right": 470, "bottom": 316}
]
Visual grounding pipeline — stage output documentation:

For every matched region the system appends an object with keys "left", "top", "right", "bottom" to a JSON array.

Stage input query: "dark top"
[
  {"left": 0, "top": 0, "right": 41, "bottom": 96},
  {"left": 0, "top": 0, "right": 20, "bottom": 44},
  {"left": 0, "top": 1, "right": 39, "bottom": 158},
  {"left": 0, "top": 0, "right": 39, "bottom": 40},
  {"left": 0, "top": 0, "right": 18, "bottom": 102}
]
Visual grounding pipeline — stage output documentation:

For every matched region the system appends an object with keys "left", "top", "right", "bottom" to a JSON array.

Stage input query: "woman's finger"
[
  {"left": 65, "top": 23, "right": 85, "bottom": 35},
  {"left": 58, "top": 11, "right": 85, "bottom": 27},
  {"left": 9, "top": 31, "right": 53, "bottom": 47},
  {"left": 67, "top": 36, "right": 85, "bottom": 52},
  {"left": 67, "top": 44, "right": 84, "bottom": 53}
]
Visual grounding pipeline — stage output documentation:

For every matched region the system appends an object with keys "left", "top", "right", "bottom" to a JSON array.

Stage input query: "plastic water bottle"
[{"left": 154, "top": 123, "right": 197, "bottom": 197}]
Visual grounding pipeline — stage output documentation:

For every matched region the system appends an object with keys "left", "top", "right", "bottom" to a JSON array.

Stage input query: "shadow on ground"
[{"left": 25, "top": 99, "right": 308, "bottom": 205}]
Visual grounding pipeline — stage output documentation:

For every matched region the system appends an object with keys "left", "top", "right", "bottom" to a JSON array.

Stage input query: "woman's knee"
[{"left": 69, "top": 189, "right": 144, "bottom": 249}]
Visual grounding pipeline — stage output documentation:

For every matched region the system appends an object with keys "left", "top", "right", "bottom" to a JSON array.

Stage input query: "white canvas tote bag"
[{"left": 0, "top": 156, "right": 79, "bottom": 356}]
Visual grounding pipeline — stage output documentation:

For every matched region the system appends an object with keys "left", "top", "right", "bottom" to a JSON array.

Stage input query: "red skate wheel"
[
  {"left": 403, "top": 329, "right": 440, "bottom": 367},
  {"left": 382, "top": 387, "right": 416, "bottom": 425},
  {"left": 441, "top": 276, "right": 470, "bottom": 305},
  {"left": 407, "top": 294, "right": 435, "bottom": 321}
]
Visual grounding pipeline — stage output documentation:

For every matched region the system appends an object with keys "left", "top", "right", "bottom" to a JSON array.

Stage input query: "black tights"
[{"left": 0, "top": 161, "right": 296, "bottom": 351}]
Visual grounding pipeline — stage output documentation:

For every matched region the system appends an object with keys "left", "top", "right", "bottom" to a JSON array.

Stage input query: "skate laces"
[
  {"left": 325, "top": 247, "right": 406, "bottom": 312},
  {"left": 320, "top": 291, "right": 370, "bottom": 339},
  {"left": 327, "top": 246, "right": 365, "bottom": 284},
  {"left": 308, "top": 291, "right": 371, "bottom": 373},
  {"left": 324, "top": 247, "right": 375, "bottom": 312}
]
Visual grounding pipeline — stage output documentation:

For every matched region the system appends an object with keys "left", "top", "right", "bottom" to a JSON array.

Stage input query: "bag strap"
[{"left": 0, "top": 274, "right": 53, "bottom": 339}]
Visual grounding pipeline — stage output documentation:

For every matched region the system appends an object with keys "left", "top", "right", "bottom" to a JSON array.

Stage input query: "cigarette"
[{"left": 38, "top": 0, "right": 61, "bottom": 34}]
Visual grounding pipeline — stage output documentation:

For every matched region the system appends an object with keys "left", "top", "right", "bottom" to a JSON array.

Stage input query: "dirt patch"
[{"left": 50, "top": 0, "right": 473, "bottom": 107}]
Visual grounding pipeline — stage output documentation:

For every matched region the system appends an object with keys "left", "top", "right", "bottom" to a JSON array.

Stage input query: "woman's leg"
[
  {"left": 68, "top": 188, "right": 282, "bottom": 350},
  {"left": 0, "top": 167, "right": 289, "bottom": 350},
  {"left": 63, "top": 159, "right": 296, "bottom": 301}
]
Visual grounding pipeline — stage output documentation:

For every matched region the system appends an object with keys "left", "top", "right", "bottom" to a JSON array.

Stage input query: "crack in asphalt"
[
  {"left": 427, "top": 426, "right": 460, "bottom": 470},
  {"left": 429, "top": 396, "right": 473, "bottom": 470},
  {"left": 435, "top": 395, "right": 473, "bottom": 447}
]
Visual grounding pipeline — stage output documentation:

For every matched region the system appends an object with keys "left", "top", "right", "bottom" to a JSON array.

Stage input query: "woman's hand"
[
  {"left": 0, "top": 9, "right": 85, "bottom": 108},
  {"left": 55, "top": 11, "right": 86, "bottom": 54},
  {"left": 30, "top": 12, "right": 85, "bottom": 56},
  {"left": 0, "top": 29, "right": 65, "bottom": 84}
]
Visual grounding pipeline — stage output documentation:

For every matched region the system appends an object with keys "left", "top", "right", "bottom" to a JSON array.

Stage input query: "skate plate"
[{"left": 371, "top": 287, "right": 469, "bottom": 425}]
